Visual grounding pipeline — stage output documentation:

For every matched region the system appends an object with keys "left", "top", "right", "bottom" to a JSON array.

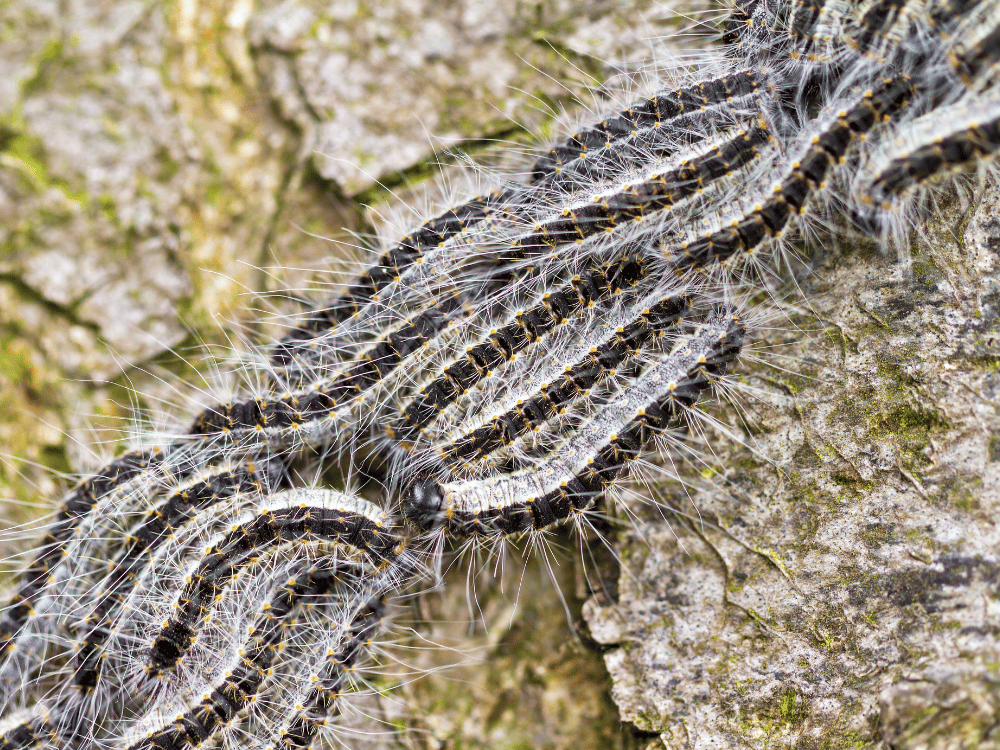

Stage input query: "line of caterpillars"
[
  {"left": 407, "top": 311, "right": 745, "bottom": 537},
  {"left": 4, "top": 1, "right": 1000, "bottom": 747}
]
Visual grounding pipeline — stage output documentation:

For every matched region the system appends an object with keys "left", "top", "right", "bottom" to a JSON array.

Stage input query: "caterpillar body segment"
[
  {"left": 262, "top": 595, "right": 385, "bottom": 750},
  {"left": 849, "top": 0, "right": 924, "bottom": 56},
  {"left": 269, "top": 191, "right": 506, "bottom": 372},
  {"left": 530, "top": 70, "right": 767, "bottom": 183},
  {"left": 188, "top": 290, "right": 474, "bottom": 452},
  {"left": 120, "top": 563, "right": 372, "bottom": 750},
  {"left": 265, "top": 202, "right": 526, "bottom": 396},
  {"left": 437, "top": 290, "right": 695, "bottom": 474},
  {"left": 405, "top": 310, "right": 745, "bottom": 537},
  {"left": 788, "top": 0, "right": 831, "bottom": 45},
  {"left": 71, "top": 457, "right": 290, "bottom": 695},
  {"left": 723, "top": 0, "right": 852, "bottom": 75},
  {"left": 0, "top": 710, "right": 62, "bottom": 750},
  {"left": 510, "top": 123, "right": 775, "bottom": 259},
  {"left": 720, "top": 0, "right": 965, "bottom": 103},
  {"left": 941, "top": 2, "right": 1000, "bottom": 86},
  {"left": 261, "top": 284, "right": 475, "bottom": 390},
  {"left": 534, "top": 91, "right": 764, "bottom": 196},
  {"left": 663, "top": 75, "right": 914, "bottom": 272},
  {"left": 875, "top": 96, "right": 1000, "bottom": 195},
  {"left": 0, "top": 442, "right": 235, "bottom": 704},
  {"left": 722, "top": 0, "right": 762, "bottom": 50},
  {"left": 0, "top": 448, "right": 166, "bottom": 651},
  {"left": 143, "top": 491, "right": 403, "bottom": 680},
  {"left": 853, "top": 89, "right": 1000, "bottom": 232},
  {"left": 393, "top": 254, "right": 651, "bottom": 447}
]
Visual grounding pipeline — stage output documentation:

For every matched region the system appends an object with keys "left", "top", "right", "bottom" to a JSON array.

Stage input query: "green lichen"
[
  {"left": 3, "top": 131, "right": 88, "bottom": 206},
  {"left": 778, "top": 690, "right": 800, "bottom": 724}
]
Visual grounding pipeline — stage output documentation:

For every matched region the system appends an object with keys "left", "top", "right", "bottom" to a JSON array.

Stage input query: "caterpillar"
[
  {"left": 406, "top": 309, "right": 746, "bottom": 537},
  {"left": 73, "top": 457, "right": 290, "bottom": 694},
  {"left": 435, "top": 290, "right": 694, "bottom": 471},
  {"left": 1, "top": 0, "right": 998, "bottom": 747},
  {"left": 122, "top": 573, "right": 385, "bottom": 750},
  {"left": 143, "top": 489, "right": 404, "bottom": 680}
]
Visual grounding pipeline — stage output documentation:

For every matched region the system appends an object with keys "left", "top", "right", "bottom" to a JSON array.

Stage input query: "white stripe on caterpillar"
[
  {"left": 505, "top": 122, "right": 774, "bottom": 261},
  {"left": 530, "top": 69, "right": 768, "bottom": 183},
  {"left": 142, "top": 490, "right": 402, "bottom": 680},
  {"left": 853, "top": 89, "right": 1000, "bottom": 232},
  {"left": 270, "top": 191, "right": 506, "bottom": 378},
  {"left": 433, "top": 290, "right": 694, "bottom": 474},
  {"left": 0, "top": 707, "right": 64, "bottom": 750},
  {"left": 71, "top": 456, "right": 289, "bottom": 695},
  {"left": 404, "top": 310, "right": 745, "bottom": 537},
  {"left": 536, "top": 97, "right": 761, "bottom": 196},
  {"left": 118, "top": 562, "right": 371, "bottom": 750},
  {"left": 660, "top": 76, "right": 914, "bottom": 272},
  {"left": 257, "top": 595, "right": 386, "bottom": 750},
  {"left": 265, "top": 284, "right": 473, "bottom": 385},
  {"left": 392, "top": 254, "right": 652, "bottom": 448}
]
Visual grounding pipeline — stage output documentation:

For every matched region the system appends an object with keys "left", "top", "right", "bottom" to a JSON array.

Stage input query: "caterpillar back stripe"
[
  {"left": 945, "top": 8, "right": 1000, "bottom": 85},
  {"left": 266, "top": 217, "right": 518, "bottom": 391},
  {"left": 509, "top": 123, "right": 773, "bottom": 259},
  {"left": 787, "top": 0, "right": 829, "bottom": 44},
  {"left": 722, "top": 0, "right": 839, "bottom": 66},
  {"left": 269, "top": 191, "right": 505, "bottom": 369},
  {"left": 264, "top": 284, "right": 472, "bottom": 385},
  {"left": 263, "top": 595, "right": 385, "bottom": 750},
  {"left": 866, "top": 92, "right": 1000, "bottom": 202},
  {"left": 669, "top": 76, "right": 914, "bottom": 270},
  {"left": 0, "top": 448, "right": 166, "bottom": 651},
  {"left": 438, "top": 291, "right": 694, "bottom": 470},
  {"left": 395, "top": 254, "right": 649, "bottom": 443},
  {"left": 465, "top": 381, "right": 629, "bottom": 480},
  {"left": 730, "top": 0, "right": 838, "bottom": 70},
  {"left": 405, "top": 310, "right": 745, "bottom": 537},
  {"left": 531, "top": 70, "right": 765, "bottom": 183},
  {"left": 192, "top": 291, "right": 470, "bottom": 440},
  {"left": 722, "top": 0, "right": 760, "bottom": 49},
  {"left": 385, "top": 268, "right": 587, "bottom": 411},
  {"left": 850, "top": 0, "right": 919, "bottom": 55},
  {"left": 71, "top": 458, "right": 290, "bottom": 695},
  {"left": 122, "top": 564, "right": 366, "bottom": 750},
  {"left": 143, "top": 491, "right": 402, "bottom": 679},
  {"left": 536, "top": 94, "right": 763, "bottom": 195},
  {"left": 0, "top": 712, "right": 61, "bottom": 750}
]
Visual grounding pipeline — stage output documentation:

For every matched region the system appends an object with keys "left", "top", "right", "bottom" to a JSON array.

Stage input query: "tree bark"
[{"left": 585, "top": 193, "right": 1000, "bottom": 748}]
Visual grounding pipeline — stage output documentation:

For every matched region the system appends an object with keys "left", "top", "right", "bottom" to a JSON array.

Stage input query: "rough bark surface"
[
  {"left": 584, "top": 197, "right": 1000, "bottom": 748},
  {"left": 0, "top": 1, "right": 997, "bottom": 749}
]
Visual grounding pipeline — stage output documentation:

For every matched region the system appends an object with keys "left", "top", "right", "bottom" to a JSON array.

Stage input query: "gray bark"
[
  {"left": 585, "top": 194, "right": 1000, "bottom": 748},
  {"left": 0, "top": 1, "right": 997, "bottom": 748}
]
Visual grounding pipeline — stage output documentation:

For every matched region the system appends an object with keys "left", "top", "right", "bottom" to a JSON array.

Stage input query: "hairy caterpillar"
[
  {"left": 1, "top": 0, "right": 999, "bottom": 747},
  {"left": 124, "top": 575, "right": 383, "bottom": 750},
  {"left": 141, "top": 489, "right": 404, "bottom": 678},
  {"left": 406, "top": 309, "right": 746, "bottom": 537}
]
